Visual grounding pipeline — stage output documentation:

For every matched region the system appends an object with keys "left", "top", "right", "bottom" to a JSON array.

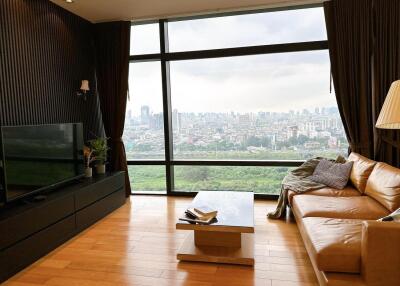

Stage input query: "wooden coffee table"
[{"left": 176, "top": 191, "right": 254, "bottom": 266}]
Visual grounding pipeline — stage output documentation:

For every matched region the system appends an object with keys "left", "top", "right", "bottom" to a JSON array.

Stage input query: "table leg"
[
  {"left": 177, "top": 232, "right": 254, "bottom": 266},
  {"left": 194, "top": 230, "right": 241, "bottom": 247}
]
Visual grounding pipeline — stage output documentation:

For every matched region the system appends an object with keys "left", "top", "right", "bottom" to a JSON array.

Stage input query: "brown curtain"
[
  {"left": 372, "top": 0, "right": 400, "bottom": 167},
  {"left": 94, "top": 21, "right": 131, "bottom": 196},
  {"left": 324, "top": 0, "right": 374, "bottom": 158}
]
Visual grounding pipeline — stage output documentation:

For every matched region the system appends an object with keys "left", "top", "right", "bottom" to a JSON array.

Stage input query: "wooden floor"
[{"left": 3, "top": 196, "right": 318, "bottom": 286}]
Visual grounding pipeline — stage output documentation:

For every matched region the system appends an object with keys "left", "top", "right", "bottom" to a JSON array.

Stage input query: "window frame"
[{"left": 128, "top": 4, "right": 329, "bottom": 199}]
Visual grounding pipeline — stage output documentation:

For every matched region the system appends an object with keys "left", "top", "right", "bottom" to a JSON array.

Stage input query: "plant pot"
[
  {"left": 96, "top": 164, "right": 106, "bottom": 174},
  {"left": 84, "top": 167, "right": 93, "bottom": 178}
]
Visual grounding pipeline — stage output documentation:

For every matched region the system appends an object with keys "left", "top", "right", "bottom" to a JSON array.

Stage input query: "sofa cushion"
[
  {"left": 292, "top": 195, "right": 389, "bottom": 220},
  {"left": 288, "top": 186, "right": 361, "bottom": 205},
  {"left": 302, "top": 217, "right": 362, "bottom": 273},
  {"left": 348, "top": 152, "right": 377, "bottom": 193},
  {"left": 308, "top": 159, "right": 354, "bottom": 189},
  {"left": 365, "top": 162, "right": 400, "bottom": 212}
]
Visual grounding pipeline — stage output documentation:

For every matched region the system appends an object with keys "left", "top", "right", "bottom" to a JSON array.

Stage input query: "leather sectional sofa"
[{"left": 289, "top": 153, "right": 400, "bottom": 286}]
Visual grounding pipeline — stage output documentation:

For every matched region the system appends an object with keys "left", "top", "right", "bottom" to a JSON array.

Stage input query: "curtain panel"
[
  {"left": 324, "top": 0, "right": 400, "bottom": 167},
  {"left": 372, "top": 0, "right": 400, "bottom": 166},
  {"left": 94, "top": 21, "right": 131, "bottom": 196},
  {"left": 324, "top": 0, "right": 374, "bottom": 158}
]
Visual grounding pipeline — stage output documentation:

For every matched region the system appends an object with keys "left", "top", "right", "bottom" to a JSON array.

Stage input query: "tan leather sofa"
[{"left": 289, "top": 153, "right": 400, "bottom": 286}]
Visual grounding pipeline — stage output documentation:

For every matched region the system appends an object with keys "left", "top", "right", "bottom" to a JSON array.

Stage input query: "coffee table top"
[{"left": 176, "top": 191, "right": 254, "bottom": 233}]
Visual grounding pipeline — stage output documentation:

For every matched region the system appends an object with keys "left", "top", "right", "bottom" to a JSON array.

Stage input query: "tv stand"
[{"left": 0, "top": 172, "right": 126, "bottom": 282}]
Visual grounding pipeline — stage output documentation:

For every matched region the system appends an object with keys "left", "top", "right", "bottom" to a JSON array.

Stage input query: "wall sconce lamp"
[{"left": 77, "top": 80, "right": 90, "bottom": 100}]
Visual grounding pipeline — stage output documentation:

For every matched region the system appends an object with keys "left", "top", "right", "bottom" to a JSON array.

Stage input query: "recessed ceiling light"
[{"left": 66, "top": 0, "right": 74, "bottom": 3}]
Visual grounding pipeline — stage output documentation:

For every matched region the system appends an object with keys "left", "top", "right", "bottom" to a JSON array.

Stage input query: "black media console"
[{"left": 0, "top": 172, "right": 126, "bottom": 282}]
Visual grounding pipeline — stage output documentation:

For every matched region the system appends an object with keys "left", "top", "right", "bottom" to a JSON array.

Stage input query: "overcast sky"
[{"left": 128, "top": 7, "right": 335, "bottom": 116}]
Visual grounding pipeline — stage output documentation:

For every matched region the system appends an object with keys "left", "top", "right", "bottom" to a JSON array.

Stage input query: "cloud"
[
  {"left": 167, "top": 7, "right": 327, "bottom": 51},
  {"left": 169, "top": 51, "right": 333, "bottom": 113}
]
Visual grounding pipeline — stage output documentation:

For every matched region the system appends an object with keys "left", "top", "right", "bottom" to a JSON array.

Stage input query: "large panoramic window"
[{"left": 126, "top": 5, "right": 348, "bottom": 196}]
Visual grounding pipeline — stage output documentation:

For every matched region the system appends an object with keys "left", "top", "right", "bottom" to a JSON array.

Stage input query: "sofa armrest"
[{"left": 361, "top": 221, "right": 400, "bottom": 286}]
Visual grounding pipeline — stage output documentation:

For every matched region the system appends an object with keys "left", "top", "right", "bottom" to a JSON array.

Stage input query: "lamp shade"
[
  {"left": 80, "top": 80, "right": 90, "bottom": 91},
  {"left": 376, "top": 80, "right": 400, "bottom": 129}
]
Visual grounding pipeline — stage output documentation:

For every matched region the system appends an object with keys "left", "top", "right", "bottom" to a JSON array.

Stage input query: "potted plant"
[
  {"left": 83, "top": 145, "right": 94, "bottom": 178},
  {"left": 88, "top": 136, "right": 109, "bottom": 174}
]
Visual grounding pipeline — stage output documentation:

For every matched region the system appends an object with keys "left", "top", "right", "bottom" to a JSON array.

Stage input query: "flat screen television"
[{"left": 0, "top": 123, "right": 85, "bottom": 203}]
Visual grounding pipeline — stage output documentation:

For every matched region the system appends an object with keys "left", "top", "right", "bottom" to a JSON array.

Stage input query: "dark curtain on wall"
[
  {"left": 94, "top": 21, "right": 131, "bottom": 196},
  {"left": 372, "top": 0, "right": 400, "bottom": 166},
  {"left": 324, "top": 0, "right": 375, "bottom": 158}
]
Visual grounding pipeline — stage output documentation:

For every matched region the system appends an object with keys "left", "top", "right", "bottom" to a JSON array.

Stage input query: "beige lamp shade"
[
  {"left": 80, "top": 80, "right": 90, "bottom": 91},
  {"left": 376, "top": 80, "right": 400, "bottom": 129}
]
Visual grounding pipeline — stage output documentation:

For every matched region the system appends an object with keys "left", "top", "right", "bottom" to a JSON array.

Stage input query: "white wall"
[{"left": 50, "top": 0, "right": 325, "bottom": 23}]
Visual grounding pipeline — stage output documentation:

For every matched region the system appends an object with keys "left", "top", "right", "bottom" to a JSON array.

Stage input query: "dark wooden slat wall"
[{"left": 0, "top": 0, "right": 103, "bottom": 139}]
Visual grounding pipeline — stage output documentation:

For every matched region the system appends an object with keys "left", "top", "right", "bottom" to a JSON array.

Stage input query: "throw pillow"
[
  {"left": 378, "top": 208, "right": 400, "bottom": 222},
  {"left": 335, "top": 155, "right": 347, "bottom": 164},
  {"left": 308, "top": 159, "right": 354, "bottom": 189}
]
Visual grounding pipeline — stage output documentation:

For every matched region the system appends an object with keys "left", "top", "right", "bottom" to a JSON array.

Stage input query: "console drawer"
[
  {"left": 2, "top": 215, "right": 75, "bottom": 277},
  {"left": 0, "top": 194, "right": 74, "bottom": 250},
  {"left": 76, "top": 187, "right": 125, "bottom": 231},
  {"left": 75, "top": 173, "right": 124, "bottom": 210}
]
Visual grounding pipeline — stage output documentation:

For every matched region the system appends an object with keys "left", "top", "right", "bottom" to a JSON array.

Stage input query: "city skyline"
[
  {"left": 123, "top": 103, "right": 348, "bottom": 162},
  {"left": 126, "top": 104, "right": 341, "bottom": 118}
]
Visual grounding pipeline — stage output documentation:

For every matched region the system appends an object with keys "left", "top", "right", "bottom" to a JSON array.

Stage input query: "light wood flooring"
[{"left": 3, "top": 196, "right": 318, "bottom": 286}]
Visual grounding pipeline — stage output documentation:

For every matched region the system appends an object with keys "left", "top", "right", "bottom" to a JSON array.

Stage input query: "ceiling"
[{"left": 49, "top": 0, "right": 324, "bottom": 23}]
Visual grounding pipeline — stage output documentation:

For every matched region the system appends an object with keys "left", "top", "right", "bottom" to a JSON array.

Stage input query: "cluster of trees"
[
  {"left": 244, "top": 136, "right": 272, "bottom": 148},
  {"left": 130, "top": 134, "right": 348, "bottom": 154},
  {"left": 132, "top": 143, "right": 154, "bottom": 152}
]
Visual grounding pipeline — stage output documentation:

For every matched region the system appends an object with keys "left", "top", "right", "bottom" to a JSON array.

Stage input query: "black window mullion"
[
  {"left": 159, "top": 19, "right": 174, "bottom": 194},
  {"left": 127, "top": 160, "right": 303, "bottom": 167},
  {"left": 129, "top": 54, "right": 161, "bottom": 62},
  {"left": 165, "top": 41, "right": 328, "bottom": 61},
  {"left": 129, "top": 41, "right": 328, "bottom": 63}
]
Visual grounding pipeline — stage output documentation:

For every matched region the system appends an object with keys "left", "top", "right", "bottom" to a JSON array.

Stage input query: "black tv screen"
[{"left": 0, "top": 123, "right": 85, "bottom": 202}]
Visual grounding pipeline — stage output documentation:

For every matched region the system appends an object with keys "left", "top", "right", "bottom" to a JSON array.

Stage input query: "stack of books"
[{"left": 179, "top": 206, "right": 218, "bottom": 224}]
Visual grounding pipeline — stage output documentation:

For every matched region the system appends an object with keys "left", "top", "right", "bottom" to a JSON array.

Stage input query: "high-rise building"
[
  {"left": 287, "top": 125, "right": 298, "bottom": 138},
  {"left": 150, "top": 113, "right": 163, "bottom": 129},
  {"left": 141, "top": 106, "right": 150, "bottom": 125},
  {"left": 172, "top": 109, "right": 181, "bottom": 132}
]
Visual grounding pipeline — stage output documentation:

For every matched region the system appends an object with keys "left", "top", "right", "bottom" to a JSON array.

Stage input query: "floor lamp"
[{"left": 376, "top": 80, "right": 400, "bottom": 148}]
